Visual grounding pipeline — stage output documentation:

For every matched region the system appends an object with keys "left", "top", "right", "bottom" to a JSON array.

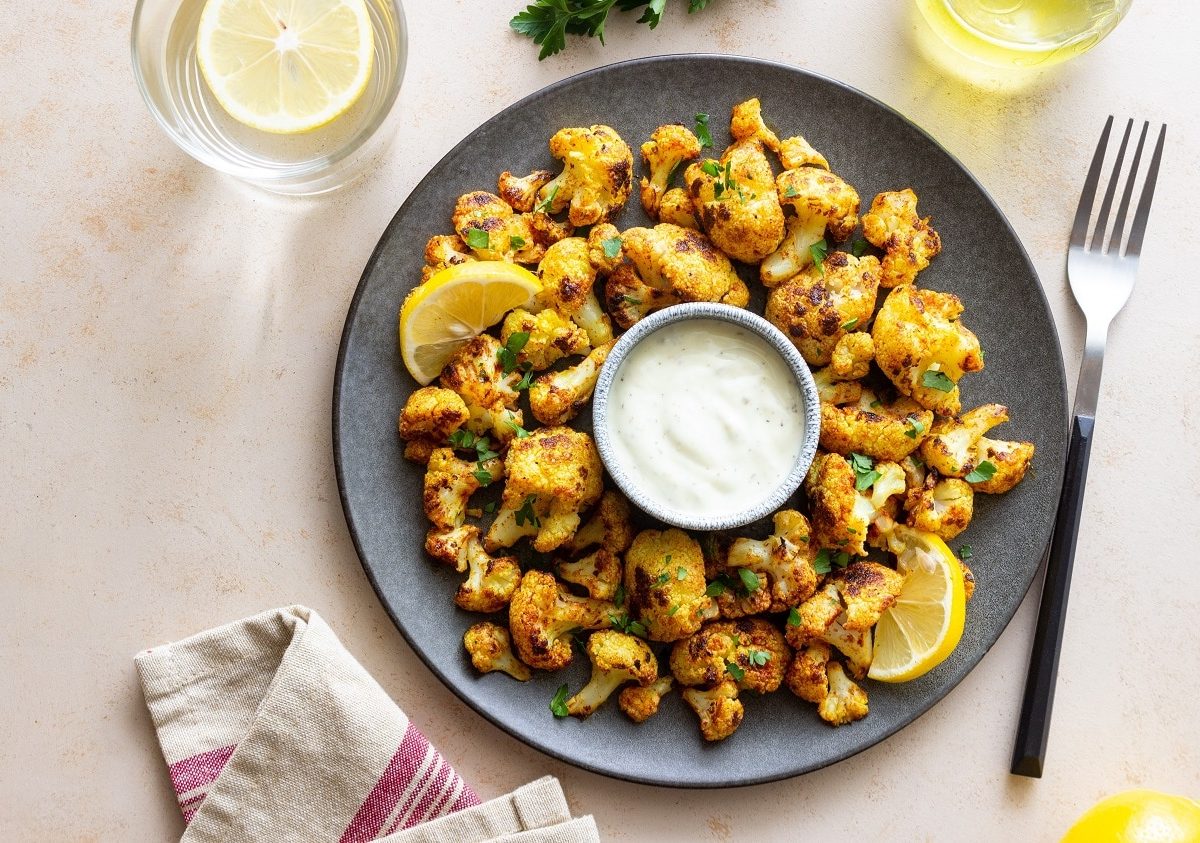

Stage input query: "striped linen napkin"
[{"left": 135, "top": 605, "right": 598, "bottom": 842}]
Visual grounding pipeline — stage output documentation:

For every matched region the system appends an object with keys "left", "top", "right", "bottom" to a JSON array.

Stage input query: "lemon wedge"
[
  {"left": 868, "top": 526, "right": 966, "bottom": 683},
  {"left": 197, "top": 0, "right": 374, "bottom": 134},
  {"left": 1062, "top": 790, "right": 1200, "bottom": 843},
  {"left": 399, "top": 262, "right": 542, "bottom": 385}
]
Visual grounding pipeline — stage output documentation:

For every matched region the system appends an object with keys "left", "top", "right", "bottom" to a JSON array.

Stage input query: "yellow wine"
[{"left": 916, "top": 0, "right": 1131, "bottom": 69}]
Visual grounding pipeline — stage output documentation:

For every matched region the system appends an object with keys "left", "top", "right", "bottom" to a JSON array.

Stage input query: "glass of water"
[{"left": 132, "top": 0, "right": 407, "bottom": 195}]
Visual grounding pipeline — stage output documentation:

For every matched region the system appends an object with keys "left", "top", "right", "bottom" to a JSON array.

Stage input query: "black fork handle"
[{"left": 1011, "top": 414, "right": 1095, "bottom": 778}]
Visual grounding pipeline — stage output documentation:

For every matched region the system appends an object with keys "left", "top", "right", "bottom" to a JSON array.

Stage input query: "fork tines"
[{"left": 1070, "top": 116, "right": 1167, "bottom": 258}]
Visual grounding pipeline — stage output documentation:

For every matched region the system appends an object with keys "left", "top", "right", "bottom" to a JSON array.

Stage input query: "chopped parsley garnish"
[
  {"left": 851, "top": 237, "right": 869, "bottom": 257},
  {"left": 448, "top": 429, "right": 478, "bottom": 450},
  {"left": 534, "top": 184, "right": 559, "bottom": 214},
  {"left": 965, "top": 461, "right": 998, "bottom": 483},
  {"left": 506, "top": 420, "right": 531, "bottom": 438},
  {"left": 515, "top": 366, "right": 535, "bottom": 391},
  {"left": 747, "top": 649, "right": 771, "bottom": 666},
  {"left": 849, "top": 452, "right": 881, "bottom": 491},
  {"left": 705, "top": 580, "right": 726, "bottom": 597},
  {"left": 694, "top": 112, "right": 713, "bottom": 149},
  {"left": 905, "top": 417, "right": 926, "bottom": 439},
  {"left": 737, "top": 568, "right": 760, "bottom": 593},
  {"left": 676, "top": 566, "right": 688, "bottom": 581},
  {"left": 809, "top": 238, "right": 829, "bottom": 275},
  {"left": 921, "top": 369, "right": 955, "bottom": 392},
  {"left": 609, "top": 612, "right": 648, "bottom": 638},
  {"left": 841, "top": 317, "right": 858, "bottom": 330},
  {"left": 549, "top": 683, "right": 570, "bottom": 717},
  {"left": 472, "top": 467, "right": 493, "bottom": 486},
  {"left": 655, "top": 571, "right": 670, "bottom": 586},
  {"left": 602, "top": 236, "right": 622, "bottom": 259},
  {"left": 509, "top": 234, "right": 526, "bottom": 250},
  {"left": 959, "top": 544, "right": 973, "bottom": 561},
  {"left": 614, "top": 583, "right": 626, "bottom": 607},
  {"left": 515, "top": 494, "right": 540, "bottom": 528},
  {"left": 724, "top": 660, "right": 745, "bottom": 681},
  {"left": 700, "top": 159, "right": 721, "bottom": 178},
  {"left": 497, "top": 331, "right": 530, "bottom": 374},
  {"left": 869, "top": 399, "right": 882, "bottom": 409},
  {"left": 814, "top": 548, "right": 832, "bottom": 575},
  {"left": 783, "top": 184, "right": 800, "bottom": 198},
  {"left": 465, "top": 228, "right": 490, "bottom": 250},
  {"left": 668, "top": 603, "right": 681, "bottom": 617},
  {"left": 787, "top": 607, "right": 802, "bottom": 627},
  {"left": 835, "top": 551, "right": 851, "bottom": 568},
  {"left": 484, "top": 500, "right": 498, "bottom": 514},
  {"left": 620, "top": 294, "right": 642, "bottom": 305}
]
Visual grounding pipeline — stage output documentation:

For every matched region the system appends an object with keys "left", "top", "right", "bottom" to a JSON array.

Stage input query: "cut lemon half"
[
  {"left": 868, "top": 527, "right": 966, "bottom": 683},
  {"left": 197, "top": 0, "right": 374, "bottom": 134},
  {"left": 399, "top": 262, "right": 541, "bottom": 385}
]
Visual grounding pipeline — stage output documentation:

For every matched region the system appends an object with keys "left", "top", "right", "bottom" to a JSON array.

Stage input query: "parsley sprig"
[
  {"left": 694, "top": 112, "right": 713, "bottom": 149},
  {"left": 809, "top": 237, "right": 829, "bottom": 275},
  {"left": 965, "top": 461, "right": 998, "bottom": 484},
  {"left": 448, "top": 429, "right": 500, "bottom": 487},
  {"left": 921, "top": 368, "right": 955, "bottom": 392},
  {"left": 510, "top": 0, "right": 715, "bottom": 61},
  {"left": 849, "top": 452, "right": 881, "bottom": 492},
  {"left": 550, "top": 683, "right": 570, "bottom": 717}
]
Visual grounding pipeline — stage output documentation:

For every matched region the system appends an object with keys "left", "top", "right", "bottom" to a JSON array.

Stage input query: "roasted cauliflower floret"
[
  {"left": 528, "top": 340, "right": 615, "bottom": 426},
  {"left": 507, "top": 570, "right": 615, "bottom": 670},
  {"left": 497, "top": 169, "right": 555, "bottom": 212},
  {"left": 463, "top": 621, "right": 532, "bottom": 681},
  {"left": 565, "top": 631, "right": 658, "bottom": 718},
  {"left": 500, "top": 308, "right": 589, "bottom": 372},
  {"left": 439, "top": 334, "right": 524, "bottom": 443},
  {"left": 658, "top": 188, "right": 700, "bottom": 229},
  {"left": 639, "top": 124, "right": 702, "bottom": 219},
  {"left": 861, "top": 189, "right": 942, "bottom": 288},
  {"left": 804, "top": 451, "right": 906, "bottom": 555},
  {"left": 728, "top": 97, "right": 781, "bottom": 152},
  {"left": 566, "top": 490, "right": 634, "bottom": 555},
  {"left": 485, "top": 427, "right": 604, "bottom": 553},
  {"left": 819, "top": 662, "right": 869, "bottom": 726},
  {"left": 827, "top": 561, "right": 905, "bottom": 631},
  {"left": 425, "top": 525, "right": 520, "bottom": 613},
  {"left": 785, "top": 642, "right": 832, "bottom": 703},
  {"left": 618, "top": 674, "right": 674, "bottom": 723},
  {"left": 712, "top": 575, "right": 772, "bottom": 620},
  {"left": 906, "top": 468, "right": 974, "bottom": 540},
  {"left": 784, "top": 584, "right": 874, "bottom": 679},
  {"left": 918, "top": 403, "right": 1035, "bottom": 493},
  {"left": 669, "top": 619, "right": 791, "bottom": 694},
  {"left": 779, "top": 134, "right": 829, "bottom": 170},
  {"left": 603, "top": 224, "right": 749, "bottom": 328},
  {"left": 872, "top": 284, "right": 984, "bottom": 416},
  {"left": 766, "top": 252, "right": 882, "bottom": 366},
  {"left": 812, "top": 362, "right": 865, "bottom": 406},
  {"left": 422, "top": 448, "right": 500, "bottom": 530},
  {"left": 556, "top": 548, "right": 622, "bottom": 600},
  {"left": 398, "top": 386, "right": 469, "bottom": 463},
  {"left": 819, "top": 389, "right": 934, "bottom": 462},
  {"left": 723, "top": 510, "right": 819, "bottom": 611},
  {"left": 533, "top": 237, "right": 613, "bottom": 347},
  {"left": 421, "top": 234, "right": 476, "bottom": 281},
  {"left": 761, "top": 168, "right": 861, "bottom": 287},
  {"left": 625, "top": 529, "right": 711, "bottom": 642},
  {"left": 586, "top": 223, "right": 623, "bottom": 274},
  {"left": 451, "top": 191, "right": 569, "bottom": 264},
  {"left": 537, "top": 125, "right": 634, "bottom": 226},
  {"left": 682, "top": 681, "right": 744, "bottom": 742},
  {"left": 830, "top": 332, "right": 875, "bottom": 380}
]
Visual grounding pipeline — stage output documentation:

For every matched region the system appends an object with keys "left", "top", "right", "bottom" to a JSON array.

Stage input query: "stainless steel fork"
[{"left": 1011, "top": 117, "right": 1167, "bottom": 778}]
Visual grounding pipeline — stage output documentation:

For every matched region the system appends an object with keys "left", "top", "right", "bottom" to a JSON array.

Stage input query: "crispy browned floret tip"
[
  {"left": 463, "top": 621, "right": 532, "bottom": 681},
  {"left": 618, "top": 675, "right": 674, "bottom": 723},
  {"left": 683, "top": 681, "right": 744, "bottom": 741},
  {"left": 538, "top": 125, "right": 634, "bottom": 226},
  {"left": 765, "top": 253, "right": 881, "bottom": 366},
  {"left": 498, "top": 169, "right": 555, "bottom": 212},
  {"left": 640, "top": 124, "right": 702, "bottom": 219},
  {"left": 398, "top": 386, "right": 469, "bottom": 464},
  {"left": 861, "top": 189, "right": 942, "bottom": 288}
]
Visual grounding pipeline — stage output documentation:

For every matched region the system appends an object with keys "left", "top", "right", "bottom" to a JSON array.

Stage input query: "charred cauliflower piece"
[
  {"left": 761, "top": 168, "right": 861, "bottom": 287},
  {"left": 508, "top": 570, "right": 615, "bottom": 670},
  {"left": 640, "top": 124, "right": 702, "bottom": 219},
  {"left": 785, "top": 641, "right": 833, "bottom": 703},
  {"left": 669, "top": 619, "right": 791, "bottom": 694},
  {"left": 658, "top": 188, "right": 701, "bottom": 230},
  {"left": 566, "top": 631, "right": 658, "bottom": 718},
  {"left": 421, "top": 234, "right": 476, "bottom": 281},
  {"left": 919, "top": 403, "right": 1035, "bottom": 493},
  {"left": 533, "top": 237, "right": 613, "bottom": 347},
  {"left": 872, "top": 284, "right": 984, "bottom": 416},
  {"left": 766, "top": 252, "right": 882, "bottom": 366},
  {"left": 905, "top": 462, "right": 974, "bottom": 540},
  {"left": 625, "top": 529, "right": 712, "bottom": 642},
  {"left": 784, "top": 583, "right": 874, "bottom": 679},
  {"left": 604, "top": 223, "right": 749, "bottom": 329},
  {"left": 422, "top": 448, "right": 500, "bottom": 531},
  {"left": 425, "top": 525, "right": 520, "bottom": 613},
  {"left": 819, "top": 388, "right": 934, "bottom": 462},
  {"left": 463, "top": 621, "right": 532, "bottom": 681},
  {"left": 451, "top": 191, "right": 570, "bottom": 264},
  {"left": 537, "top": 125, "right": 634, "bottom": 226},
  {"left": 827, "top": 561, "right": 905, "bottom": 631},
  {"left": 497, "top": 169, "right": 555, "bottom": 213},
  {"left": 439, "top": 334, "right": 524, "bottom": 445},
  {"left": 619, "top": 675, "right": 674, "bottom": 723},
  {"left": 398, "top": 386, "right": 469, "bottom": 463},
  {"left": 831, "top": 332, "right": 875, "bottom": 380},
  {"left": 567, "top": 490, "right": 635, "bottom": 555},
  {"left": 804, "top": 451, "right": 906, "bottom": 555},
  {"left": 556, "top": 548, "right": 622, "bottom": 600},
  {"left": 500, "top": 308, "right": 589, "bottom": 372},
  {"left": 819, "top": 662, "right": 869, "bottom": 726},
  {"left": 586, "top": 223, "right": 624, "bottom": 274},
  {"left": 685, "top": 104, "right": 786, "bottom": 264},
  {"left": 779, "top": 134, "right": 829, "bottom": 170},
  {"left": 486, "top": 427, "right": 604, "bottom": 553},
  {"left": 723, "top": 510, "right": 819, "bottom": 611},
  {"left": 728, "top": 97, "right": 781, "bottom": 152},
  {"left": 682, "top": 681, "right": 744, "bottom": 742},
  {"left": 528, "top": 340, "right": 615, "bottom": 426},
  {"left": 861, "top": 189, "right": 942, "bottom": 288}
]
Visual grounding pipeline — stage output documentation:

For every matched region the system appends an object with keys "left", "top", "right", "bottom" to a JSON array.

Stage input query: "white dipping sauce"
[{"left": 607, "top": 318, "right": 805, "bottom": 518}]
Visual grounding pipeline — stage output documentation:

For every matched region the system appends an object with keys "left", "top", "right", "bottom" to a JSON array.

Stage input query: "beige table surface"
[{"left": 3, "top": 1, "right": 1199, "bottom": 839}]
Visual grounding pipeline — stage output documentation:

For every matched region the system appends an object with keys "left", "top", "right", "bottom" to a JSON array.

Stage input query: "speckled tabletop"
[{"left": 2, "top": 1, "right": 1198, "bottom": 840}]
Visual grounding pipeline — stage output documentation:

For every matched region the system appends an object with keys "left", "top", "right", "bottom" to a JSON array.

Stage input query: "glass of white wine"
[
  {"left": 915, "top": 0, "right": 1131, "bottom": 70},
  {"left": 132, "top": 0, "right": 407, "bottom": 195}
]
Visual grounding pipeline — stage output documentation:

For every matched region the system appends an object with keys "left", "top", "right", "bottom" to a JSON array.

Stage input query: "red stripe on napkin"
[{"left": 168, "top": 744, "right": 236, "bottom": 823}]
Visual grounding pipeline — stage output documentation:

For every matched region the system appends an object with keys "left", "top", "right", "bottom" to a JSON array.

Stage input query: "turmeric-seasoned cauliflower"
[
  {"left": 537, "top": 125, "right": 634, "bottom": 226},
  {"left": 785, "top": 641, "right": 832, "bottom": 703},
  {"left": 625, "top": 529, "right": 711, "bottom": 642},
  {"left": 451, "top": 191, "right": 570, "bottom": 264},
  {"left": 421, "top": 234, "right": 476, "bottom": 281},
  {"left": 778, "top": 134, "right": 829, "bottom": 170},
  {"left": 819, "top": 388, "right": 934, "bottom": 462},
  {"left": 508, "top": 571, "right": 615, "bottom": 670},
  {"left": 422, "top": 447, "right": 500, "bottom": 531},
  {"left": 812, "top": 361, "right": 865, "bottom": 406},
  {"left": 500, "top": 308, "right": 589, "bottom": 372},
  {"left": 619, "top": 674, "right": 673, "bottom": 723},
  {"left": 766, "top": 251, "right": 882, "bottom": 366},
  {"left": 728, "top": 97, "right": 781, "bottom": 152},
  {"left": 566, "top": 490, "right": 634, "bottom": 555},
  {"left": 497, "top": 169, "right": 554, "bottom": 213},
  {"left": 871, "top": 284, "right": 984, "bottom": 416},
  {"left": 463, "top": 621, "right": 532, "bottom": 681},
  {"left": 439, "top": 334, "right": 524, "bottom": 445},
  {"left": 586, "top": 222, "right": 623, "bottom": 274},
  {"left": 669, "top": 618, "right": 791, "bottom": 694},
  {"left": 784, "top": 583, "right": 874, "bottom": 678},
  {"left": 528, "top": 340, "right": 615, "bottom": 426},
  {"left": 861, "top": 189, "right": 942, "bottom": 288},
  {"left": 685, "top": 99, "right": 786, "bottom": 263},
  {"left": 819, "top": 662, "right": 869, "bottom": 726},
  {"left": 398, "top": 386, "right": 469, "bottom": 463},
  {"left": 603, "top": 224, "right": 750, "bottom": 329},
  {"left": 723, "top": 510, "right": 819, "bottom": 611},
  {"left": 682, "top": 681, "right": 744, "bottom": 742},
  {"left": 906, "top": 467, "right": 974, "bottom": 540},
  {"left": 830, "top": 332, "right": 875, "bottom": 380},
  {"left": 532, "top": 237, "right": 613, "bottom": 347},
  {"left": 827, "top": 561, "right": 905, "bottom": 631},
  {"left": 804, "top": 451, "right": 906, "bottom": 555},
  {"left": 788, "top": 640, "right": 868, "bottom": 726},
  {"left": 658, "top": 187, "right": 700, "bottom": 229},
  {"left": 485, "top": 426, "right": 603, "bottom": 553},
  {"left": 556, "top": 548, "right": 622, "bottom": 600},
  {"left": 424, "top": 524, "right": 520, "bottom": 612},
  {"left": 640, "top": 124, "right": 702, "bottom": 219},
  {"left": 760, "top": 168, "right": 861, "bottom": 287},
  {"left": 919, "top": 403, "right": 1035, "bottom": 493},
  {"left": 566, "top": 631, "right": 658, "bottom": 718}
]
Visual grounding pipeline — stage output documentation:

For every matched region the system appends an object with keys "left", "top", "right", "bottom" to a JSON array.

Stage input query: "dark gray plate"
[{"left": 334, "top": 55, "right": 1067, "bottom": 788}]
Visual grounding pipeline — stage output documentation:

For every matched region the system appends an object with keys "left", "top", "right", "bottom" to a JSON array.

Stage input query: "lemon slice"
[
  {"left": 868, "top": 527, "right": 966, "bottom": 683},
  {"left": 1062, "top": 790, "right": 1200, "bottom": 843},
  {"left": 197, "top": 0, "right": 374, "bottom": 134},
  {"left": 399, "top": 262, "right": 542, "bottom": 385}
]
